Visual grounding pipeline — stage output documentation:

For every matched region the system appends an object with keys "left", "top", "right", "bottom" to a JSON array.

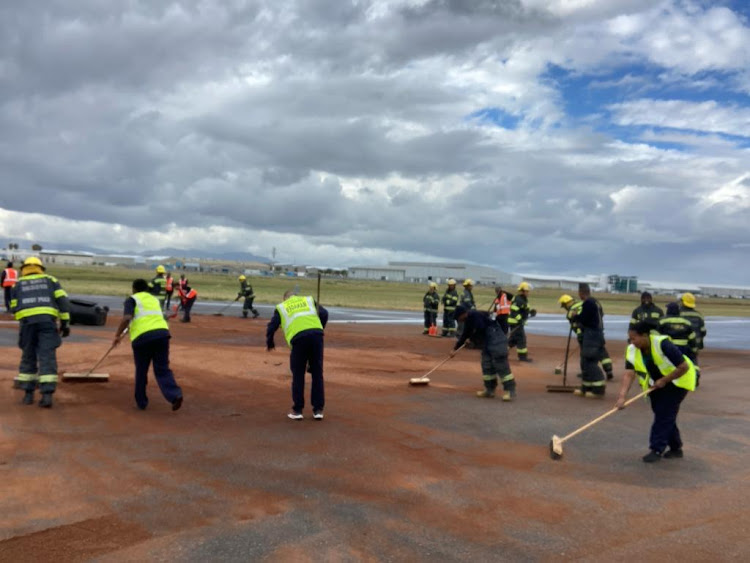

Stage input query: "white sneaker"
[
  {"left": 313, "top": 411, "right": 324, "bottom": 420},
  {"left": 287, "top": 411, "right": 303, "bottom": 420}
]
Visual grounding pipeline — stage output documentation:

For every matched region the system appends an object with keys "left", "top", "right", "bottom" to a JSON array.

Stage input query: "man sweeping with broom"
[
  {"left": 113, "top": 279, "right": 183, "bottom": 411},
  {"left": 452, "top": 305, "right": 516, "bottom": 401}
]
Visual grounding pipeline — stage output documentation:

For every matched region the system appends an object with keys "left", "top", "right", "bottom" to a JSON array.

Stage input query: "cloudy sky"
[{"left": 1, "top": 0, "right": 749, "bottom": 283}]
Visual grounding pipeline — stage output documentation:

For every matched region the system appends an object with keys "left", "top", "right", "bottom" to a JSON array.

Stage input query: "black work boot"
[
  {"left": 518, "top": 354, "right": 533, "bottom": 363},
  {"left": 39, "top": 393, "right": 53, "bottom": 408},
  {"left": 242, "top": 311, "right": 248, "bottom": 318},
  {"left": 22, "top": 390, "right": 34, "bottom": 405},
  {"left": 252, "top": 311, "right": 259, "bottom": 318}
]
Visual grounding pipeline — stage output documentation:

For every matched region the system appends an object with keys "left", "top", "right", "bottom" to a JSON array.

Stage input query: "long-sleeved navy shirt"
[
  {"left": 266, "top": 302, "right": 329, "bottom": 349},
  {"left": 454, "top": 310, "right": 492, "bottom": 350}
]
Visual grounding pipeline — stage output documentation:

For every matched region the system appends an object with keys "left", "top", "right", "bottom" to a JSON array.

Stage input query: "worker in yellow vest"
[
  {"left": 615, "top": 321, "right": 696, "bottom": 462},
  {"left": 113, "top": 279, "right": 183, "bottom": 411},
  {"left": 266, "top": 289, "right": 329, "bottom": 420}
]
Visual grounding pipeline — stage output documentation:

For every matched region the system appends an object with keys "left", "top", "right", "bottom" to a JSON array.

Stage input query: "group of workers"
[{"left": 6, "top": 256, "right": 710, "bottom": 460}]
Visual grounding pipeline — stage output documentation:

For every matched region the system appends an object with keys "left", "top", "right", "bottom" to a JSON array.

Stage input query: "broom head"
[
  {"left": 549, "top": 434, "right": 563, "bottom": 460},
  {"left": 408, "top": 377, "right": 430, "bottom": 386},
  {"left": 62, "top": 372, "right": 110, "bottom": 383}
]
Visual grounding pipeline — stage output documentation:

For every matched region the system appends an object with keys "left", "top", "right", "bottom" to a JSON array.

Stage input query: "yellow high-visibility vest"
[
  {"left": 626, "top": 334, "right": 696, "bottom": 392},
  {"left": 276, "top": 295, "right": 323, "bottom": 347},
  {"left": 129, "top": 292, "right": 168, "bottom": 341}
]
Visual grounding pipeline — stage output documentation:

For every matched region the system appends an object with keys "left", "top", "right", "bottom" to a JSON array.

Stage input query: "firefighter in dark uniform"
[
  {"left": 422, "top": 282, "right": 439, "bottom": 334},
  {"left": 616, "top": 321, "right": 697, "bottom": 462},
  {"left": 659, "top": 301, "right": 699, "bottom": 384},
  {"left": 149, "top": 265, "right": 167, "bottom": 310},
  {"left": 456, "top": 278, "right": 476, "bottom": 342},
  {"left": 113, "top": 279, "right": 183, "bottom": 411},
  {"left": 508, "top": 282, "right": 536, "bottom": 362},
  {"left": 10, "top": 256, "right": 71, "bottom": 407},
  {"left": 237, "top": 275, "right": 260, "bottom": 318},
  {"left": 630, "top": 291, "right": 663, "bottom": 331},
  {"left": 571, "top": 283, "right": 606, "bottom": 397},
  {"left": 266, "top": 290, "right": 329, "bottom": 420},
  {"left": 679, "top": 292, "right": 706, "bottom": 361},
  {"left": 441, "top": 279, "right": 459, "bottom": 337},
  {"left": 560, "top": 293, "right": 614, "bottom": 381},
  {"left": 453, "top": 305, "right": 516, "bottom": 401}
]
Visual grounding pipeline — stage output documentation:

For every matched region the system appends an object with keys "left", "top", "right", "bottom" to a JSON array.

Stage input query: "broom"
[
  {"left": 408, "top": 342, "right": 467, "bottom": 386},
  {"left": 62, "top": 328, "right": 129, "bottom": 382}
]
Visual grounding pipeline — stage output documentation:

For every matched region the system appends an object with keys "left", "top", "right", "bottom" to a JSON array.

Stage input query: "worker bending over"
[
  {"left": 113, "top": 279, "right": 183, "bottom": 411},
  {"left": 441, "top": 279, "right": 459, "bottom": 337},
  {"left": 453, "top": 304, "right": 516, "bottom": 401},
  {"left": 266, "top": 290, "right": 329, "bottom": 420},
  {"left": 422, "top": 282, "right": 439, "bottom": 335},
  {"left": 11, "top": 256, "right": 71, "bottom": 408},
  {"left": 508, "top": 282, "right": 536, "bottom": 362},
  {"left": 616, "top": 321, "right": 696, "bottom": 462},
  {"left": 179, "top": 283, "right": 197, "bottom": 323}
]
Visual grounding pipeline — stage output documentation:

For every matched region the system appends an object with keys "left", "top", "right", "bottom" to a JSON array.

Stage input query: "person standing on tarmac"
[
  {"left": 11, "top": 256, "right": 71, "bottom": 407},
  {"left": 422, "top": 282, "right": 440, "bottom": 335},
  {"left": 571, "top": 283, "right": 607, "bottom": 397},
  {"left": 659, "top": 301, "right": 700, "bottom": 385},
  {"left": 113, "top": 279, "right": 183, "bottom": 411},
  {"left": 559, "top": 293, "right": 614, "bottom": 381},
  {"left": 456, "top": 279, "right": 476, "bottom": 341},
  {"left": 492, "top": 286, "right": 512, "bottom": 334},
  {"left": 2, "top": 261, "right": 18, "bottom": 313},
  {"left": 441, "top": 279, "right": 459, "bottom": 337},
  {"left": 452, "top": 304, "right": 516, "bottom": 401},
  {"left": 266, "top": 289, "right": 329, "bottom": 421},
  {"left": 164, "top": 271, "right": 174, "bottom": 311},
  {"left": 616, "top": 321, "right": 697, "bottom": 463},
  {"left": 508, "top": 282, "right": 536, "bottom": 362},
  {"left": 630, "top": 291, "right": 663, "bottom": 331},
  {"left": 237, "top": 275, "right": 260, "bottom": 318},
  {"left": 149, "top": 265, "right": 167, "bottom": 310},
  {"left": 679, "top": 292, "right": 706, "bottom": 362}
]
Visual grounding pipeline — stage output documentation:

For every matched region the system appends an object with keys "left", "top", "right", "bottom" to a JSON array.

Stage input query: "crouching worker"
[
  {"left": 11, "top": 256, "right": 71, "bottom": 408},
  {"left": 616, "top": 321, "right": 696, "bottom": 463},
  {"left": 113, "top": 279, "right": 183, "bottom": 411},
  {"left": 452, "top": 304, "right": 516, "bottom": 401},
  {"left": 266, "top": 289, "right": 329, "bottom": 420}
]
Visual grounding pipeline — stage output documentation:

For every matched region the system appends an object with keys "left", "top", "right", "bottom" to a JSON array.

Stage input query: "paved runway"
[{"left": 59, "top": 294, "right": 750, "bottom": 352}]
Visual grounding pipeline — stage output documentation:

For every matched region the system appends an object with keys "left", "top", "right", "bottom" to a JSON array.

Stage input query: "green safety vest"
[
  {"left": 625, "top": 334, "right": 696, "bottom": 392},
  {"left": 129, "top": 292, "right": 169, "bottom": 341},
  {"left": 276, "top": 295, "right": 323, "bottom": 347}
]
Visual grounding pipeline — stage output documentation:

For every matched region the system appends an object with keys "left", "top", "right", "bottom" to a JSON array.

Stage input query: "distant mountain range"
[{"left": 3, "top": 240, "right": 269, "bottom": 263}]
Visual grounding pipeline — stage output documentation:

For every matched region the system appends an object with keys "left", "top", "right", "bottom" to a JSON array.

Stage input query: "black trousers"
[
  {"left": 442, "top": 309, "right": 455, "bottom": 336},
  {"left": 4, "top": 286, "right": 11, "bottom": 311},
  {"left": 165, "top": 290, "right": 173, "bottom": 310},
  {"left": 289, "top": 331, "right": 324, "bottom": 413},
  {"left": 182, "top": 297, "right": 195, "bottom": 321},
  {"left": 132, "top": 336, "right": 182, "bottom": 409},
  {"left": 423, "top": 310, "right": 437, "bottom": 331},
  {"left": 649, "top": 384, "right": 688, "bottom": 453},
  {"left": 18, "top": 320, "right": 61, "bottom": 393}
]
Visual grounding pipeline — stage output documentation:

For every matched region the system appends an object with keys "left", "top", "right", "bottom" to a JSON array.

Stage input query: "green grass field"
[{"left": 45, "top": 265, "right": 750, "bottom": 317}]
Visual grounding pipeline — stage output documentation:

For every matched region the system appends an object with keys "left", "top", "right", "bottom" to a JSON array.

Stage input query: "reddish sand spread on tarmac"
[{"left": 1, "top": 313, "right": 749, "bottom": 561}]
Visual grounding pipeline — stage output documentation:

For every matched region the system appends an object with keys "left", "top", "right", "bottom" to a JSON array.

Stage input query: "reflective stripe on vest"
[
  {"left": 3, "top": 268, "right": 18, "bottom": 287},
  {"left": 129, "top": 292, "right": 168, "bottom": 341},
  {"left": 494, "top": 293, "right": 510, "bottom": 315},
  {"left": 625, "top": 334, "right": 696, "bottom": 392},
  {"left": 276, "top": 295, "right": 323, "bottom": 347}
]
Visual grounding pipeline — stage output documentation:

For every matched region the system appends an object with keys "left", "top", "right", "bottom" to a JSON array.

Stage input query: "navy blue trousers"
[
  {"left": 132, "top": 336, "right": 182, "bottom": 409},
  {"left": 289, "top": 331, "right": 324, "bottom": 413},
  {"left": 649, "top": 384, "right": 688, "bottom": 453}
]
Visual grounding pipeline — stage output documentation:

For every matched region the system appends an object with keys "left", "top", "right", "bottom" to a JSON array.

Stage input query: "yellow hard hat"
[
  {"left": 429, "top": 282, "right": 438, "bottom": 289},
  {"left": 518, "top": 282, "right": 531, "bottom": 291},
  {"left": 447, "top": 279, "right": 456, "bottom": 285},
  {"left": 22, "top": 256, "right": 44, "bottom": 269},
  {"left": 462, "top": 278, "right": 474, "bottom": 287},
  {"left": 156, "top": 265, "right": 166, "bottom": 274},
  {"left": 558, "top": 294, "right": 574, "bottom": 307},
  {"left": 239, "top": 274, "right": 246, "bottom": 281},
  {"left": 681, "top": 292, "right": 696, "bottom": 308}
]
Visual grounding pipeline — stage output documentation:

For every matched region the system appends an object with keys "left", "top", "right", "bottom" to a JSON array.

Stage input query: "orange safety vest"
[
  {"left": 165, "top": 276, "right": 173, "bottom": 291},
  {"left": 494, "top": 293, "right": 510, "bottom": 315},
  {"left": 2, "top": 268, "right": 18, "bottom": 287}
]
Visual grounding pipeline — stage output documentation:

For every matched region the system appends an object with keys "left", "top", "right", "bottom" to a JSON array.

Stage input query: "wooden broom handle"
[
  {"left": 420, "top": 342, "right": 468, "bottom": 379},
  {"left": 560, "top": 388, "right": 652, "bottom": 444}
]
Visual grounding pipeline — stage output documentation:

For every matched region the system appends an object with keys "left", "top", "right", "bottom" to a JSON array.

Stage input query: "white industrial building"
[
  {"left": 348, "top": 261, "right": 514, "bottom": 285},
  {"left": 515, "top": 273, "right": 606, "bottom": 291}
]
